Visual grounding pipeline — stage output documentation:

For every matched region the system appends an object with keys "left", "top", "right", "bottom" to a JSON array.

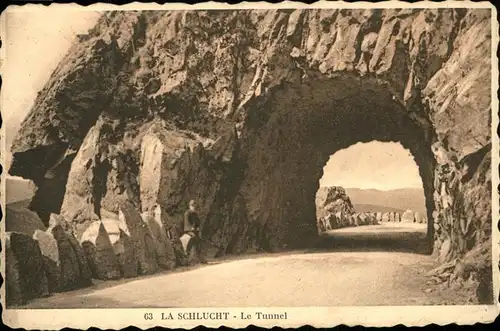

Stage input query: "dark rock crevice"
[{"left": 28, "top": 153, "right": 77, "bottom": 225}]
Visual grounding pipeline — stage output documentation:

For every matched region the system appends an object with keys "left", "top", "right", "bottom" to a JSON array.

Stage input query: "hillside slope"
[
  {"left": 352, "top": 203, "right": 405, "bottom": 213},
  {"left": 345, "top": 188, "right": 426, "bottom": 215}
]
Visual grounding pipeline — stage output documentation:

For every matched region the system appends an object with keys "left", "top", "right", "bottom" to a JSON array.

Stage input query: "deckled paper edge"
[{"left": 0, "top": 1, "right": 498, "bottom": 329}]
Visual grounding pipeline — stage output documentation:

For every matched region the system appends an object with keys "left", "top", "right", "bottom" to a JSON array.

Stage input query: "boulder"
[
  {"left": 49, "top": 213, "right": 93, "bottom": 289},
  {"left": 364, "top": 213, "right": 371, "bottom": 225},
  {"left": 349, "top": 214, "right": 357, "bottom": 227},
  {"left": 316, "top": 187, "right": 355, "bottom": 222},
  {"left": 154, "top": 205, "right": 178, "bottom": 267},
  {"left": 33, "top": 229, "right": 61, "bottom": 293},
  {"left": 141, "top": 208, "right": 176, "bottom": 270},
  {"left": 59, "top": 121, "right": 141, "bottom": 224},
  {"left": 65, "top": 229, "right": 94, "bottom": 286},
  {"left": 360, "top": 213, "right": 369, "bottom": 226},
  {"left": 138, "top": 122, "right": 224, "bottom": 249},
  {"left": 139, "top": 123, "right": 201, "bottom": 213},
  {"left": 119, "top": 228, "right": 140, "bottom": 278},
  {"left": 5, "top": 234, "right": 26, "bottom": 306},
  {"left": 5, "top": 203, "right": 46, "bottom": 236},
  {"left": 352, "top": 213, "right": 359, "bottom": 226},
  {"left": 7, "top": 232, "right": 49, "bottom": 302},
  {"left": 333, "top": 211, "right": 344, "bottom": 227},
  {"left": 101, "top": 212, "right": 124, "bottom": 253},
  {"left": 101, "top": 212, "right": 139, "bottom": 278},
  {"left": 413, "top": 211, "right": 425, "bottom": 223},
  {"left": 367, "top": 213, "right": 376, "bottom": 225},
  {"left": 48, "top": 223, "right": 90, "bottom": 291},
  {"left": 59, "top": 125, "right": 102, "bottom": 223},
  {"left": 344, "top": 213, "right": 352, "bottom": 227},
  {"left": 118, "top": 202, "right": 158, "bottom": 275},
  {"left": 80, "top": 221, "right": 121, "bottom": 280},
  {"left": 100, "top": 148, "right": 142, "bottom": 214},
  {"left": 401, "top": 210, "right": 415, "bottom": 223}
]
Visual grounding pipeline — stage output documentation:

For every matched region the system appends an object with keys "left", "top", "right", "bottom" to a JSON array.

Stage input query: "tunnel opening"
[
  {"left": 314, "top": 141, "right": 430, "bottom": 254},
  {"left": 238, "top": 74, "right": 437, "bottom": 254}
]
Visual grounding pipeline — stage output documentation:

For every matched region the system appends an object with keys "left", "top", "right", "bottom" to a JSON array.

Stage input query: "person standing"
[{"left": 183, "top": 199, "right": 207, "bottom": 264}]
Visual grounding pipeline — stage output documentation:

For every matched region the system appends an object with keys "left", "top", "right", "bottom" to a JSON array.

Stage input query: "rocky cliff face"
[
  {"left": 316, "top": 186, "right": 355, "bottom": 220},
  {"left": 9, "top": 8, "right": 493, "bottom": 301}
]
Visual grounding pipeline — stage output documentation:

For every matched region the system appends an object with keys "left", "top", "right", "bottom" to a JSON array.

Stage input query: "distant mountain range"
[
  {"left": 344, "top": 187, "right": 426, "bottom": 215},
  {"left": 352, "top": 204, "right": 405, "bottom": 213},
  {"left": 6, "top": 176, "right": 426, "bottom": 216}
]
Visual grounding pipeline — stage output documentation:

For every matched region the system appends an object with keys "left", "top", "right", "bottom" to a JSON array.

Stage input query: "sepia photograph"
[{"left": 1, "top": 1, "right": 499, "bottom": 328}]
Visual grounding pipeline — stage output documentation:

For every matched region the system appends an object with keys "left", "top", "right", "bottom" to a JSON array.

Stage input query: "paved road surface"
[{"left": 19, "top": 222, "right": 461, "bottom": 308}]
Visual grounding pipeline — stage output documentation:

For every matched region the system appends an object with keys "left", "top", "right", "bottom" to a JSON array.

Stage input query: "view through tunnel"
[{"left": 314, "top": 141, "right": 430, "bottom": 254}]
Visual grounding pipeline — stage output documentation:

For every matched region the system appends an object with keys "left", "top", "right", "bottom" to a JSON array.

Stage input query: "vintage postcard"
[{"left": 1, "top": 1, "right": 499, "bottom": 329}]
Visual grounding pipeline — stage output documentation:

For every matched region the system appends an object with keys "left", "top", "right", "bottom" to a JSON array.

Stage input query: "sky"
[
  {"left": 1, "top": 9, "right": 101, "bottom": 168},
  {"left": 1, "top": 10, "right": 423, "bottom": 191},
  {"left": 320, "top": 141, "right": 423, "bottom": 191}
]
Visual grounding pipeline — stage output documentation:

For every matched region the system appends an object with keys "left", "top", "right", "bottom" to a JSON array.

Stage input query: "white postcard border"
[{"left": 1, "top": 1, "right": 499, "bottom": 329}]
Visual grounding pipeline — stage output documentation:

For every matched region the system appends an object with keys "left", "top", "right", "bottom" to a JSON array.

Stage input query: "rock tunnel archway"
[
  {"left": 8, "top": 8, "right": 492, "bottom": 278},
  {"left": 236, "top": 74, "right": 436, "bottom": 252}
]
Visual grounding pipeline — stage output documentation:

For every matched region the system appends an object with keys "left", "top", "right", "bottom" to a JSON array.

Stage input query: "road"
[{"left": 18, "top": 222, "right": 465, "bottom": 308}]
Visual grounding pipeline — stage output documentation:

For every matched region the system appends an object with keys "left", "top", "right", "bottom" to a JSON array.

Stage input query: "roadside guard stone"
[
  {"left": 119, "top": 202, "right": 158, "bottom": 275},
  {"left": 353, "top": 213, "right": 361, "bottom": 226},
  {"left": 49, "top": 213, "right": 93, "bottom": 290},
  {"left": 401, "top": 210, "right": 415, "bottom": 223},
  {"left": 80, "top": 220, "right": 121, "bottom": 280},
  {"left": 142, "top": 210, "right": 176, "bottom": 270},
  {"left": 101, "top": 210, "right": 139, "bottom": 278},
  {"left": 5, "top": 234, "right": 26, "bottom": 306},
  {"left": 50, "top": 224, "right": 82, "bottom": 291},
  {"left": 6, "top": 232, "right": 50, "bottom": 303},
  {"left": 348, "top": 214, "right": 356, "bottom": 227},
  {"left": 33, "top": 229, "right": 61, "bottom": 293}
]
